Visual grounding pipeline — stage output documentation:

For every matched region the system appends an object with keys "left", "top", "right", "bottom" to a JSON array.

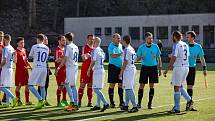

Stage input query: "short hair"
[
  {"left": 65, "top": 32, "right": 74, "bottom": 42},
  {"left": 57, "top": 35, "right": 64, "bottom": 41},
  {"left": 113, "top": 33, "right": 120, "bottom": 38},
  {"left": 173, "top": 31, "right": 182, "bottom": 40},
  {"left": 187, "top": 31, "right": 196, "bottom": 39},
  {"left": 4, "top": 34, "right": 11, "bottom": 41},
  {"left": 0, "top": 31, "right": 4, "bottom": 35},
  {"left": 123, "top": 35, "right": 131, "bottom": 44},
  {"left": 145, "top": 32, "right": 153, "bottom": 38},
  {"left": 87, "top": 34, "right": 94, "bottom": 38},
  {"left": 37, "top": 33, "right": 45, "bottom": 41},
  {"left": 16, "top": 37, "right": 24, "bottom": 43}
]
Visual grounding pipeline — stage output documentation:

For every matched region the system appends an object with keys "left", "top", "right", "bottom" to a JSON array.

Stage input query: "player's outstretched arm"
[
  {"left": 87, "top": 60, "right": 95, "bottom": 77},
  {"left": 55, "top": 56, "right": 67, "bottom": 76},
  {"left": 119, "top": 59, "right": 128, "bottom": 80},
  {"left": 163, "top": 56, "right": 176, "bottom": 77},
  {"left": 200, "top": 56, "right": 207, "bottom": 76},
  {"left": 157, "top": 55, "right": 162, "bottom": 76}
]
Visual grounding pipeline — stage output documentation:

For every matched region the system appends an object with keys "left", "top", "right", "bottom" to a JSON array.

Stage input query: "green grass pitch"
[{"left": 0, "top": 63, "right": 215, "bottom": 121}]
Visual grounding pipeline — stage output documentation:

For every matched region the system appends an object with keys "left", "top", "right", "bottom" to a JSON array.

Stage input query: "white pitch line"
[{"left": 78, "top": 96, "right": 215, "bottom": 121}]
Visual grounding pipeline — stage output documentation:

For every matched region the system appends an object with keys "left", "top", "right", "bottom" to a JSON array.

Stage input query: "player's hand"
[
  {"left": 163, "top": 70, "right": 168, "bottom": 77},
  {"left": 158, "top": 68, "right": 162, "bottom": 76},
  {"left": 118, "top": 72, "right": 123, "bottom": 80},
  {"left": 85, "top": 53, "right": 91, "bottom": 58},
  {"left": 87, "top": 69, "right": 91, "bottom": 77},
  {"left": 203, "top": 70, "right": 207, "bottom": 76}
]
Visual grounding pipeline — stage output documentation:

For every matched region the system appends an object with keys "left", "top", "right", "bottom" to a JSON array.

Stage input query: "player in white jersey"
[
  {"left": 0, "top": 34, "right": 18, "bottom": 108},
  {"left": 87, "top": 37, "right": 109, "bottom": 112},
  {"left": 164, "top": 31, "right": 194, "bottom": 113},
  {"left": 55, "top": 32, "right": 79, "bottom": 112},
  {"left": 119, "top": 35, "right": 138, "bottom": 113},
  {"left": 28, "top": 34, "right": 49, "bottom": 109}
]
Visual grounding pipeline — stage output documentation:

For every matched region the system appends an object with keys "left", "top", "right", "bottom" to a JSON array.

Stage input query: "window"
[
  {"left": 115, "top": 27, "right": 122, "bottom": 35},
  {"left": 171, "top": 26, "right": 179, "bottom": 33},
  {"left": 94, "top": 28, "right": 101, "bottom": 36},
  {"left": 181, "top": 26, "right": 189, "bottom": 34},
  {"left": 129, "top": 27, "right": 140, "bottom": 40},
  {"left": 192, "top": 25, "right": 199, "bottom": 35},
  {"left": 104, "top": 27, "right": 112, "bottom": 35},
  {"left": 143, "top": 27, "right": 154, "bottom": 39},
  {"left": 157, "top": 26, "right": 168, "bottom": 39}
]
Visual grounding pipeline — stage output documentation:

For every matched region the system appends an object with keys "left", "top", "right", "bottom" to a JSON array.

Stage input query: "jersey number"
[
  {"left": 183, "top": 49, "right": 187, "bottom": 61},
  {"left": 73, "top": 52, "right": 78, "bottom": 62},
  {"left": 37, "top": 52, "right": 47, "bottom": 62},
  {"left": 131, "top": 54, "right": 136, "bottom": 64}
]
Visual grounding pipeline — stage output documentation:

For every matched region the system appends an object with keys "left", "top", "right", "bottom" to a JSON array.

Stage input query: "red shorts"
[
  {"left": 80, "top": 69, "right": 93, "bottom": 84},
  {"left": 56, "top": 69, "right": 66, "bottom": 86},
  {"left": 15, "top": 68, "right": 29, "bottom": 86}
]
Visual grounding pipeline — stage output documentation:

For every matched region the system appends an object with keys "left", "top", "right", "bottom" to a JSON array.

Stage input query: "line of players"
[{"left": 0, "top": 30, "right": 207, "bottom": 113}]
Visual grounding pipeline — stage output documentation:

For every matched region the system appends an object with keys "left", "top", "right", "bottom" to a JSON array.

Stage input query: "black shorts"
[
  {"left": 108, "top": 64, "right": 122, "bottom": 83},
  {"left": 139, "top": 65, "right": 159, "bottom": 84},
  {"left": 186, "top": 67, "right": 196, "bottom": 85}
]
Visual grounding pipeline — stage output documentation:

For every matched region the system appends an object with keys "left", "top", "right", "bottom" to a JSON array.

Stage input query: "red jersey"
[
  {"left": 80, "top": 44, "right": 93, "bottom": 83},
  {"left": 15, "top": 48, "right": 29, "bottom": 86},
  {"left": 54, "top": 46, "right": 66, "bottom": 85}
]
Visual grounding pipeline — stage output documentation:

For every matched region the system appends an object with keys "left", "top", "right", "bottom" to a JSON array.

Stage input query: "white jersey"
[
  {"left": 29, "top": 43, "right": 49, "bottom": 68},
  {"left": 172, "top": 41, "right": 190, "bottom": 67},
  {"left": 122, "top": 45, "right": 136, "bottom": 70},
  {"left": 65, "top": 42, "right": 79, "bottom": 67},
  {"left": 2, "top": 45, "right": 14, "bottom": 68},
  {"left": 92, "top": 47, "right": 105, "bottom": 70}
]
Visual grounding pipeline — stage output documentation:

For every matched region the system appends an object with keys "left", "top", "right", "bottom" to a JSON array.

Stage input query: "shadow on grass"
[{"left": 107, "top": 111, "right": 187, "bottom": 121}]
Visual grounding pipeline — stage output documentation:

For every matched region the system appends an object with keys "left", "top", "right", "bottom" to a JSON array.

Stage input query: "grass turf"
[{"left": 0, "top": 63, "right": 214, "bottom": 121}]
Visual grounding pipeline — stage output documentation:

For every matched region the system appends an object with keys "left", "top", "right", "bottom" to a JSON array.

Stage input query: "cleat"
[
  {"left": 26, "top": 101, "right": 33, "bottom": 105},
  {"left": 190, "top": 108, "right": 198, "bottom": 111},
  {"left": 57, "top": 102, "right": 65, "bottom": 107},
  {"left": 17, "top": 101, "right": 23, "bottom": 106},
  {"left": 61, "top": 100, "right": 69, "bottom": 106},
  {"left": 100, "top": 104, "right": 109, "bottom": 112},
  {"left": 72, "top": 105, "right": 79, "bottom": 112},
  {"left": 169, "top": 107, "right": 180, "bottom": 113},
  {"left": 120, "top": 106, "right": 128, "bottom": 111},
  {"left": 128, "top": 107, "right": 138, "bottom": 113},
  {"left": 186, "top": 100, "right": 194, "bottom": 111},
  {"left": 110, "top": 103, "right": 115, "bottom": 108},
  {"left": 12, "top": 98, "right": 18, "bottom": 108},
  {"left": 35, "top": 100, "right": 45, "bottom": 109},
  {"left": 45, "top": 101, "right": 51, "bottom": 106},
  {"left": 148, "top": 103, "right": 152, "bottom": 110},
  {"left": 87, "top": 102, "right": 93, "bottom": 107},
  {"left": 137, "top": 104, "right": 141, "bottom": 109},
  {"left": 119, "top": 102, "right": 125, "bottom": 108},
  {"left": 90, "top": 106, "right": 101, "bottom": 111},
  {"left": 65, "top": 103, "right": 74, "bottom": 111}
]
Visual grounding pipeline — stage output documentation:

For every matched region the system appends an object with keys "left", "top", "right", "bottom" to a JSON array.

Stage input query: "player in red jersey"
[
  {"left": 78, "top": 35, "right": 94, "bottom": 107},
  {"left": 14, "top": 37, "right": 32, "bottom": 106},
  {"left": 54, "top": 35, "right": 69, "bottom": 107},
  {"left": 0, "top": 31, "right": 4, "bottom": 105}
]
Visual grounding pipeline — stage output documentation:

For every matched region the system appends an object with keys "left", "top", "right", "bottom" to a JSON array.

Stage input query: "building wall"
[{"left": 64, "top": 13, "right": 215, "bottom": 48}]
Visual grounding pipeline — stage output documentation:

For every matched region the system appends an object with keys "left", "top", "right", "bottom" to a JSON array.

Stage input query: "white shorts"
[
  {"left": 0, "top": 68, "right": 13, "bottom": 87},
  {"left": 171, "top": 67, "right": 189, "bottom": 86},
  {"left": 28, "top": 67, "right": 47, "bottom": 87},
  {"left": 123, "top": 67, "right": 136, "bottom": 89},
  {"left": 65, "top": 66, "right": 78, "bottom": 86},
  {"left": 93, "top": 69, "right": 105, "bottom": 89}
]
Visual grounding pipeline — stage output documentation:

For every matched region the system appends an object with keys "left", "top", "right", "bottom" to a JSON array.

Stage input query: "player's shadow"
[{"left": 109, "top": 111, "right": 187, "bottom": 121}]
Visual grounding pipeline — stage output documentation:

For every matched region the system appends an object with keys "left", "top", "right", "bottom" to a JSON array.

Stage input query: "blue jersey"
[
  {"left": 136, "top": 43, "right": 161, "bottom": 66},
  {"left": 187, "top": 42, "right": 204, "bottom": 67},
  {"left": 108, "top": 42, "right": 123, "bottom": 68}
]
